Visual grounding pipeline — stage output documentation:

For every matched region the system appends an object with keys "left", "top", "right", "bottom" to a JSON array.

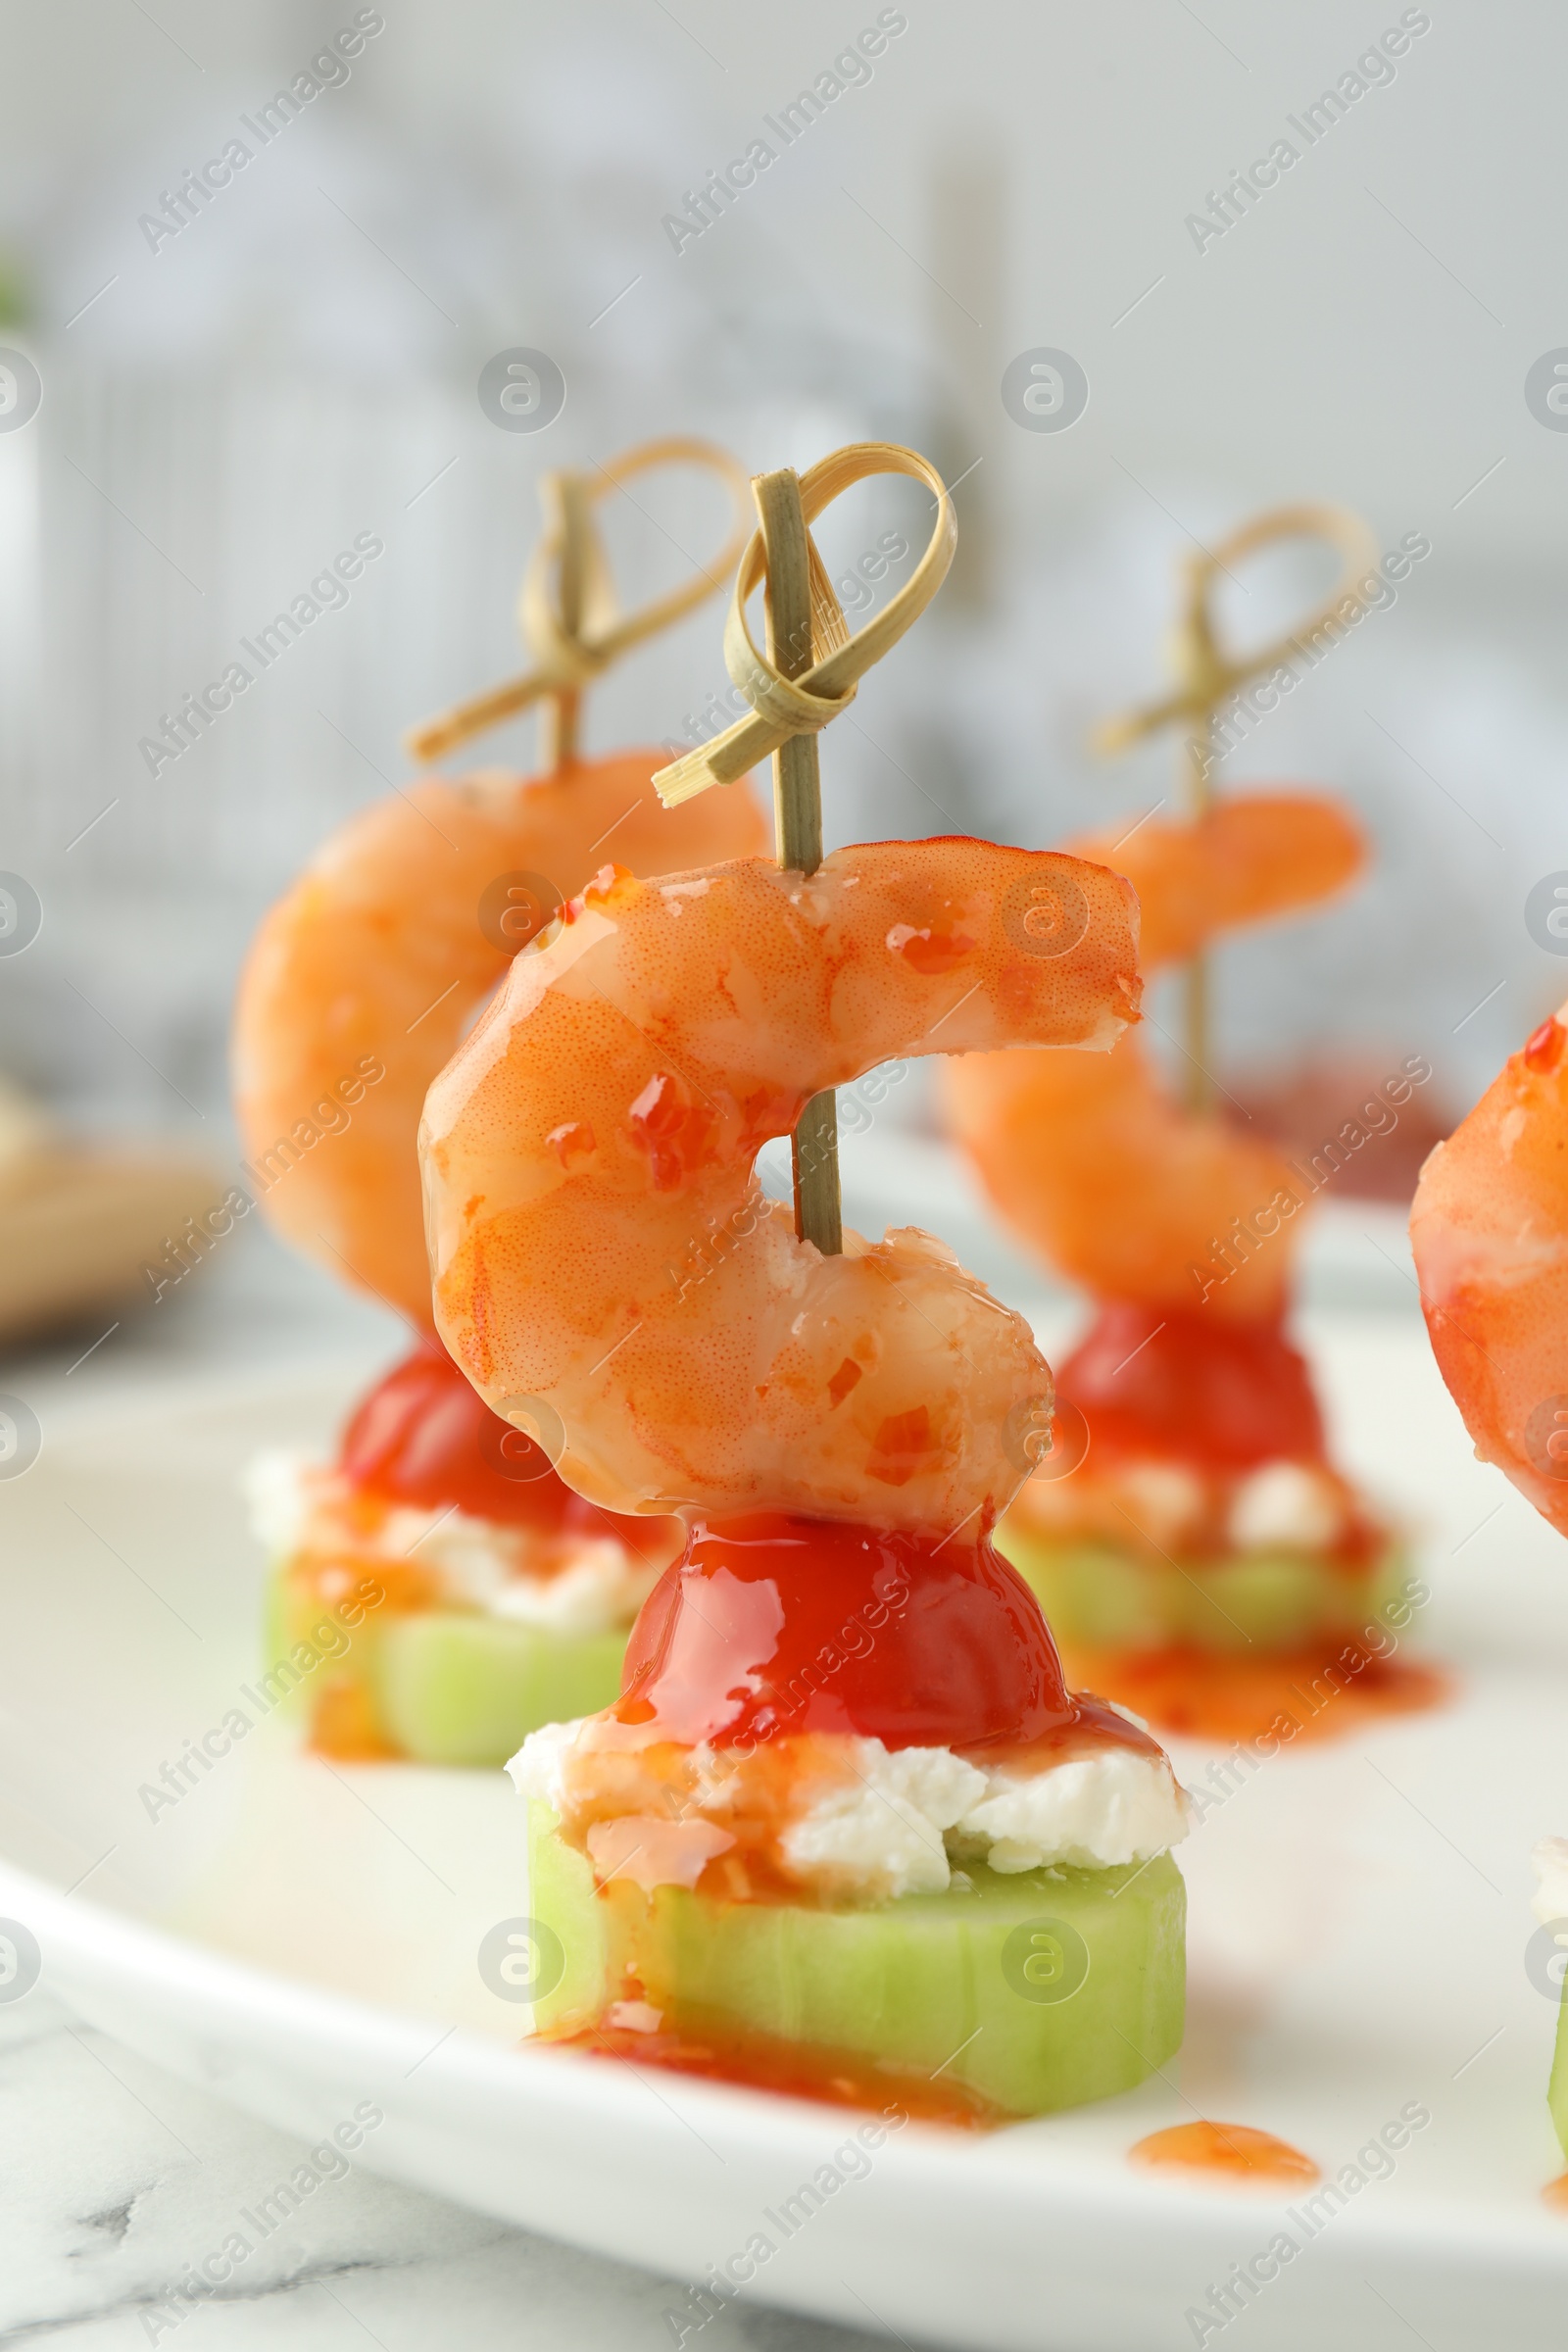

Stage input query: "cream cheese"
[
  {"left": 1532, "top": 1835, "right": 1568, "bottom": 1927},
  {"left": 243, "top": 1447, "right": 317, "bottom": 1558},
  {"left": 510, "top": 1718, "right": 1190, "bottom": 1902},
  {"left": 242, "top": 1449, "right": 658, "bottom": 1635},
  {"left": 1227, "top": 1460, "right": 1344, "bottom": 1553},
  {"left": 779, "top": 1745, "right": 985, "bottom": 1898}
]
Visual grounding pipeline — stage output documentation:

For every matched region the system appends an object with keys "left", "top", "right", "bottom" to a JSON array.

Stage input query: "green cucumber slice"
[
  {"left": 262, "top": 1563, "right": 628, "bottom": 1764},
  {"left": 1550, "top": 1995, "right": 1568, "bottom": 2159},
  {"left": 527, "top": 1802, "right": 1185, "bottom": 2119},
  {"left": 372, "top": 1612, "right": 627, "bottom": 1767},
  {"left": 996, "top": 1525, "right": 1408, "bottom": 1653}
]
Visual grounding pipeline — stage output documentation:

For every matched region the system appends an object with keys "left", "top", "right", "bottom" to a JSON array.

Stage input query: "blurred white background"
[{"left": 1, "top": 0, "right": 1565, "bottom": 1223}]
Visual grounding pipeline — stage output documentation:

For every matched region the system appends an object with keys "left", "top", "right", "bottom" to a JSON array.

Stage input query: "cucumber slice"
[
  {"left": 996, "top": 1525, "right": 1408, "bottom": 1653},
  {"left": 372, "top": 1612, "right": 627, "bottom": 1767},
  {"left": 1550, "top": 1996, "right": 1568, "bottom": 2159},
  {"left": 263, "top": 1563, "right": 628, "bottom": 1764},
  {"left": 527, "top": 1802, "right": 1185, "bottom": 2119}
]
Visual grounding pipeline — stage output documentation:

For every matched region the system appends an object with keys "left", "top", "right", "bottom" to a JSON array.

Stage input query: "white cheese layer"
[
  {"left": 1532, "top": 1835, "right": 1568, "bottom": 1927},
  {"left": 244, "top": 1448, "right": 316, "bottom": 1557},
  {"left": 242, "top": 1449, "right": 657, "bottom": 1635},
  {"left": 510, "top": 1720, "right": 1190, "bottom": 1901},
  {"left": 1228, "top": 1461, "right": 1344, "bottom": 1553},
  {"left": 949, "top": 1743, "right": 1194, "bottom": 1877},
  {"left": 779, "top": 1745, "right": 986, "bottom": 1898}
]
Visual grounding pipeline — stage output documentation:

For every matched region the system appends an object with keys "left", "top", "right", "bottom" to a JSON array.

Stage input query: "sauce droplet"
[
  {"left": 1525, "top": 1016, "right": 1567, "bottom": 1074},
  {"left": 1130, "top": 2121, "right": 1320, "bottom": 2184},
  {"left": 1542, "top": 2171, "right": 1568, "bottom": 2211}
]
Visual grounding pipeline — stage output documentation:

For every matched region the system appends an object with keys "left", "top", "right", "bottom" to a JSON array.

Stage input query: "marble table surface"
[
  {"left": 0, "top": 1234, "right": 893, "bottom": 2352},
  {"left": 0, "top": 1995, "right": 888, "bottom": 2351}
]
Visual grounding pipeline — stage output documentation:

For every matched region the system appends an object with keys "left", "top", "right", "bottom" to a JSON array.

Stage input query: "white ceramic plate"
[{"left": 4, "top": 1314, "right": 1568, "bottom": 2352}]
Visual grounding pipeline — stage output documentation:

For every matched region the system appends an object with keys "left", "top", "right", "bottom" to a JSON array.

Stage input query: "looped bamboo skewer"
[
  {"left": 656, "top": 443, "right": 957, "bottom": 1257},
  {"left": 653, "top": 441, "right": 956, "bottom": 809},
  {"left": 1094, "top": 500, "right": 1379, "bottom": 1116},
  {"left": 405, "top": 436, "right": 753, "bottom": 769}
]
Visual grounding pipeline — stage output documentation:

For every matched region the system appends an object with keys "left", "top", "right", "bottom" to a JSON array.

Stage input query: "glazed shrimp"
[
  {"left": 1410, "top": 1008, "right": 1568, "bottom": 1539},
  {"left": 421, "top": 840, "right": 1141, "bottom": 1533},
  {"left": 234, "top": 760, "right": 763, "bottom": 1325},
  {"left": 942, "top": 793, "right": 1364, "bottom": 1320},
  {"left": 232, "top": 441, "right": 766, "bottom": 1325}
]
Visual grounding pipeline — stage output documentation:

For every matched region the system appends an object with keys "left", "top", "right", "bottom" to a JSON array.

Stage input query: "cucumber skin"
[
  {"left": 374, "top": 1615, "right": 629, "bottom": 1766},
  {"left": 527, "top": 1803, "right": 1186, "bottom": 2119},
  {"left": 1550, "top": 1997, "right": 1568, "bottom": 2159},
  {"left": 264, "top": 1562, "right": 628, "bottom": 1765},
  {"left": 996, "top": 1523, "right": 1408, "bottom": 1654}
]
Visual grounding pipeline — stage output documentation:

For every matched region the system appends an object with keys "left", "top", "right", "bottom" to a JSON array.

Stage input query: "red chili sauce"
[
  {"left": 340, "top": 1340, "right": 602, "bottom": 1534},
  {"left": 1130, "top": 2121, "right": 1320, "bottom": 2184},
  {"left": 612, "top": 1510, "right": 1153, "bottom": 1761},
  {"left": 1056, "top": 1303, "right": 1324, "bottom": 1470}
]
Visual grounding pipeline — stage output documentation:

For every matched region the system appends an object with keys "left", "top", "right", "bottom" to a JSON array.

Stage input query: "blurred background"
[{"left": 2, "top": 0, "right": 1566, "bottom": 1363}]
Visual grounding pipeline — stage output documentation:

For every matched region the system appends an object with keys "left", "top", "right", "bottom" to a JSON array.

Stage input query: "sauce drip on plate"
[
  {"left": 1059, "top": 1639, "right": 1449, "bottom": 1746},
  {"left": 549, "top": 2021, "right": 1003, "bottom": 2129},
  {"left": 1130, "top": 2121, "right": 1320, "bottom": 2184}
]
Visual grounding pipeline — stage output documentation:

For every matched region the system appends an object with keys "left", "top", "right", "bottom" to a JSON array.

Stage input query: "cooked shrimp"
[
  {"left": 420, "top": 840, "right": 1141, "bottom": 1532},
  {"left": 1410, "top": 1007, "right": 1568, "bottom": 1539},
  {"left": 233, "top": 757, "right": 763, "bottom": 1326},
  {"left": 942, "top": 795, "right": 1364, "bottom": 1320},
  {"left": 233, "top": 435, "right": 766, "bottom": 1326}
]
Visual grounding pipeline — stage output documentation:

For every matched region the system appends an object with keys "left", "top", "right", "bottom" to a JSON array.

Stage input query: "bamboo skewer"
[
  {"left": 1182, "top": 712, "right": 1215, "bottom": 1115},
  {"left": 539, "top": 471, "right": 590, "bottom": 769},
  {"left": 1094, "top": 501, "right": 1380, "bottom": 1120},
  {"left": 757, "top": 467, "right": 842, "bottom": 1255},
  {"left": 653, "top": 442, "right": 958, "bottom": 1260},
  {"left": 404, "top": 437, "right": 752, "bottom": 770}
]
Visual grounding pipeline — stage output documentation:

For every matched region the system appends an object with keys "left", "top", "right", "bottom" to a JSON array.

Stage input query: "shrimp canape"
[
  {"left": 422, "top": 448, "right": 1190, "bottom": 2120},
  {"left": 945, "top": 511, "right": 1429, "bottom": 1742},
  {"left": 235, "top": 441, "right": 766, "bottom": 1763}
]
